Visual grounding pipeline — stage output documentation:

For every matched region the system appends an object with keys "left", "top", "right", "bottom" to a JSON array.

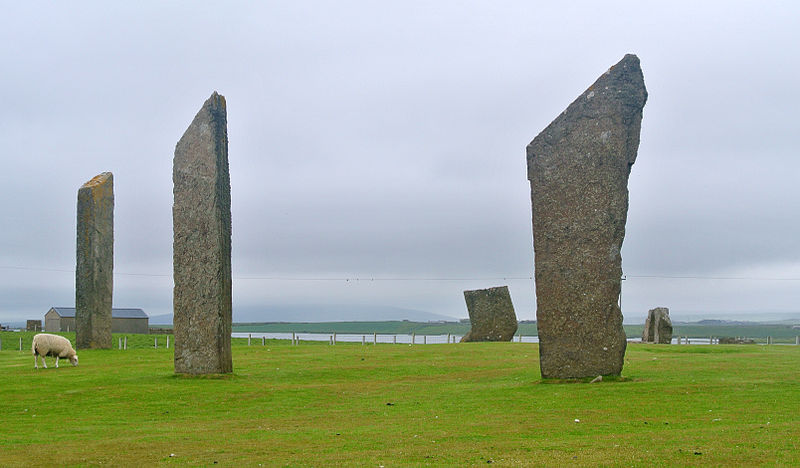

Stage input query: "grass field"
[
  {"left": 231, "top": 321, "right": 800, "bottom": 343},
  {"left": 1, "top": 331, "right": 799, "bottom": 466}
]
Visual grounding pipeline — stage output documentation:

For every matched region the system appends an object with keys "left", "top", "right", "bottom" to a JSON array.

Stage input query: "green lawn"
[{"left": 1, "top": 331, "right": 798, "bottom": 466}]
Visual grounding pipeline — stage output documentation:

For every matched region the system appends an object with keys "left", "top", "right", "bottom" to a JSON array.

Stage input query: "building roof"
[{"left": 48, "top": 307, "right": 148, "bottom": 319}]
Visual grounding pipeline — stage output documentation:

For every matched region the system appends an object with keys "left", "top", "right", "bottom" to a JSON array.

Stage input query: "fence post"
[
  {"left": 248, "top": 334, "right": 251, "bottom": 346},
  {"left": 333, "top": 332, "right": 337, "bottom": 345},
  {"left": 362, "top": 335, "right": 365, "bottom": 345},
  {"left": 411, "top": 333, "right": 415, "bottom": 345},
  {"left": 373, "top": 332, "right": 377, "bottom": 345},
  {"left": 393, "top": 335, "right": 397, "bottom": 344},
  {"left": 0, "top": 338, "right": 2, "bottom": 351},
  {"left": 167, "top": 335, "right": 170, "bottom": 349},
  {"left": 20, "top": 337, "right": 23, "bottom": 351},
  {"left": 118, "top": 337, "right": 122, "bottom": 349},
  {"left": 124, "top": 336, "right": 127, "bottom": 350},
  {"left": 154, "top": 337, "right": 158, "bottom": 348},
  {"left": 329, "top": 335, "right": 333, "bottom": 345},
  {"left": 796, "top": 336, "right": 799, "bottom": 346},
  {"left": 767, "top": 336, "right": 772, "bottom": 345},
  {"left": 447, "top": 333, "right": 451, "bottom": 344}
]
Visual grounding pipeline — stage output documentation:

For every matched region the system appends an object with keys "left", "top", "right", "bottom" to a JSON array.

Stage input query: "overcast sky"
[{"left": 2, "top": 1, "right": 799, "bottom": 324}]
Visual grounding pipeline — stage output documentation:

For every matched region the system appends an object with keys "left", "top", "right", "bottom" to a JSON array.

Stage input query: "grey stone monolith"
[
  {"left": 460, "top": 286, "right": 518, "bottom": 342},
  {"left": 76, "top": 172, "right": 114, "bottom": 350},
  {"left": 642, "top": 307, "right": 673, "bottom": 344},
  {"left": 526, "top": 54, "right": 647, "bottom": 379},
  {"left": 173, "top": 92, "right": 232, "bottom": 374}
]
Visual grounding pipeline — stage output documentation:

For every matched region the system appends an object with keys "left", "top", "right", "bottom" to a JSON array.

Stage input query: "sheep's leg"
[
  {"left": 55, "top": 356, "right": 59, "bottom": 368},
  {"left": 34, "top": 354, "right": 38, "bottom": 369},
  {"left": 42, "top": 355, "right": 47, "bottom": 369}
]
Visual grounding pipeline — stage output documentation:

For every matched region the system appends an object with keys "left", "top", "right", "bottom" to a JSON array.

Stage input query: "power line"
[
  {"left": 3, "top": 264, "right": 800, "bottom": 282},
  {"left": 626, "top": 274, "right": 800, "bottom": 281},
  {"left": 0, "top": 265, "right": 531, "bottom": 282}
]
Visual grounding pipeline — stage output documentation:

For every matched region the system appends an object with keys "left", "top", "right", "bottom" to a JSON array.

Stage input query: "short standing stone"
[
  {"left": 527, "top": 54, "right": 647, "bottom": 379},
  {"left": 173, "top": 92, "right": 233, "bottom": 374},
  {"left": 460, "top": 286, "right": 518, "bottom": 342},
  {"left": 642, "top": 307, "right": 672, "bottom": 344},
  {"left": 76, "top": 172, "right": 114, "bottom": 350}
]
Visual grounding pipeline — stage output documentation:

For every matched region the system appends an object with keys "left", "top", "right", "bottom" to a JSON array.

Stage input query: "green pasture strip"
[
  {"left": 232, "top": 321, "right": 800, "bottom": 343},
  {"left": 232, "top": 320, "right": 478, "bottom": 335},
  {"left": 670, "top": 324, "right": 800, "bottom": 342},
  {"left": 1, "top": 336, "right": 799, "bottom": 466}
]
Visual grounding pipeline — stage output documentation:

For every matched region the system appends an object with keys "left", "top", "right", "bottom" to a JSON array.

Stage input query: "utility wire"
[{"left": 3, "top": 265, "right": 800, "bottom": 282}]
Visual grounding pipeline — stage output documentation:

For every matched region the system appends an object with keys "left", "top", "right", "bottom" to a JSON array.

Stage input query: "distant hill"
[{"left": 149, "top": 304, "right": 460, "bottom": 326}]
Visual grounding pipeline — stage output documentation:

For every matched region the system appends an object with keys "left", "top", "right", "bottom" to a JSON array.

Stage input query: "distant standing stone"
[
  {"left": 76, "top": 172, "right": 114, "bottom": 350},
  {"left": 460, "top": 286, "right": 518, "bottom": 342},
  {"left": 642, "top": 307, "right": 672, "bottom": 344},
  {"left": 173, "top": 92, "right": 233, "bottom": 374},
  {"left": 527, "top": 54, "right": 647, "bottom": 379}
]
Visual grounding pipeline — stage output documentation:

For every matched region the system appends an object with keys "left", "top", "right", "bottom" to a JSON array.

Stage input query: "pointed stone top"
[
  {"left": 527, "top": 54, "right": 647, "bottom": 178},
  {"left": 206, "top": 91, "right": 226, "bottom": 112},
  {"left": 81, "top": 172, "right": 113, "bottom": 189}
]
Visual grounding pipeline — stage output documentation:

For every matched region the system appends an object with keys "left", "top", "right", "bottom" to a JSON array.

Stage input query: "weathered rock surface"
[
  {"left": 642, "top": 307, "right": 672, "bottom": 344},
  {"left": 173, "top": 92, "right": 233, "bottom": 374},
  {"left": 526, "top": 54, "right": 647, "bottom": 379},
  {"left": 76, "top": 172, "right": 114, "bottom": 350},
  {"left": 460, "top": 286, "right": 518, "bottom": 342}
]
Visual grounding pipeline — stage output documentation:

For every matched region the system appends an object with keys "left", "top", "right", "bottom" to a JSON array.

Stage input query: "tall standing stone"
[
  {"left": 642, "top": 307, "right": 672, "bottom": 344},
  {"left": 460, "top": 286, "right": 518, "bottom": 342},
  {"left": 527, "top": 54, "right": 647, "bottom": 379},
  {"left": 173, "top": 92, "right": 232, "bottom": 374},
  {"left": 76, "top": 172, "right": 114, "bottom": 350}
]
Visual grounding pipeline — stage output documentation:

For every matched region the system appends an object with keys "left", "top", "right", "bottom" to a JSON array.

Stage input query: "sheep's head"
[{"left": 70, "top": 355, "right": 79, "bottom": 366}]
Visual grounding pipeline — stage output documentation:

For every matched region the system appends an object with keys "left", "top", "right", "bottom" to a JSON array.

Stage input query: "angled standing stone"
[
  {"left": 527, "top": 54, "right": 647, "bottom": 379},
  {"left": 460, "top": 286, "right": 518, "bottom": 342},
  {"left": 173, "top": 92, "right": 232, "bottom": 374},
  {"left": 642, "top": 307, "right": 672, "bottom": 344},
  {"left": 76, "top": 172, "right": 114, "bottom": 349}
]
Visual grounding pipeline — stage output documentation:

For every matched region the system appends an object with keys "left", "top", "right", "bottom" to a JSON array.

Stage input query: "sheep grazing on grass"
[{"left": 32, "top": 333, "right": 78, "bottom": 369}]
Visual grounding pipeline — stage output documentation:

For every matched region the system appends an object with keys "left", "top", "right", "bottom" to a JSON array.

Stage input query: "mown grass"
[{"left": 1, "top": 332, "right": 798, "bottom": 466}]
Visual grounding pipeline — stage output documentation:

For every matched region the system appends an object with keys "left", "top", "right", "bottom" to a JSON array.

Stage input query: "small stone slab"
[
  {"left": 642, "top": 307, "right": 672, "bottom": 344},
  {"left": 460, "top": 286, "right": 518, "bottom": 342}
]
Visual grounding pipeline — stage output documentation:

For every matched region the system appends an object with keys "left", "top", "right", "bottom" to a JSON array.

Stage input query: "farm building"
[{"left": 44, "top": 307, "right": 149, "bottom": 334}]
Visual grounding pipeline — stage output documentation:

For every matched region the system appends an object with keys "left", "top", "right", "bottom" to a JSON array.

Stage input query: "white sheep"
[{"left": 32, "top": 333, "right": 79, "bottom": 369}]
